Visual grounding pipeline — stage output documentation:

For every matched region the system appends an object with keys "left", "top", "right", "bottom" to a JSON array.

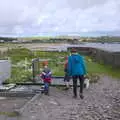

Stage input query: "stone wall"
[
  {"left": 68, "top": 47, "right": 91, "bottom": 55},
  {"left": 90, "top": 48, "right": 120, "bottom": 67}
]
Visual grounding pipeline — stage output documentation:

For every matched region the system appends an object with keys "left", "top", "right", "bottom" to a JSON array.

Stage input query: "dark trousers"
[
  {"left": 72, "top": 75, "right": 84, "bottom": 96},
  {"left": 44, "top": 82, "right": 50, "bottom": 94}
]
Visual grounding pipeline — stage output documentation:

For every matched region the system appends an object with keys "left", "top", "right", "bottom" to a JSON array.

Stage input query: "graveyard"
[
  {"left": 0, "top": 0, "right": 120, "bottom": 119},
  {"left": 0, "top": 44, "right": 120, "bottom": 120}
]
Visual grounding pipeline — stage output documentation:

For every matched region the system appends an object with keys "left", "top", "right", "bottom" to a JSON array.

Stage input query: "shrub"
[{"left": 6, "top": 67, "right": 32, "bottom": 83}]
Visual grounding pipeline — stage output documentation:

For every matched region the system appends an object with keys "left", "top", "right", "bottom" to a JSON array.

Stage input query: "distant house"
[
  {"left": 12, "top": 40, "right": 18, "bottom": 43},
  {"left": 0, "top": 40, "right": 4, "bottom": 43},
  {"left": 17, "top": 39, "right": 27, "bottom": 43}
]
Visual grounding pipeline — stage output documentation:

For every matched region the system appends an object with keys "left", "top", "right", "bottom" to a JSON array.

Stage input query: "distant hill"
[{"left": 0, "top": 37, "right": 17, "bottom": 42}]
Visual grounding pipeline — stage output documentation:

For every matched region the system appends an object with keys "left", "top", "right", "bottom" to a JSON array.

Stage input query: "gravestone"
[
  {"left": 32, "top": 58, "right": 40, "bottom": 81},
  {"left": 0, "top": 60, "right": 11, "bottom": 84}
]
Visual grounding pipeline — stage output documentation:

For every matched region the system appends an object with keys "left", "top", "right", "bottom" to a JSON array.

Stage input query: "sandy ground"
[
  {"left": 20, "top": 43, "right": 68, "bottom": 51},
  {"left": 0, "top": 43, "right": 68, "bottom": 51}
]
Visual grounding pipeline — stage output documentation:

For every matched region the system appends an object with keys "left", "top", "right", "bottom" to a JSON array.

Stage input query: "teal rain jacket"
[{"left": 68, "top": 53, "right": 86, "bottom": 76}]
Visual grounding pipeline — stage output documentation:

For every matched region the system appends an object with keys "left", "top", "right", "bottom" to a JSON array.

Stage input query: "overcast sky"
[{"left": 0, "top": 0, "right": 120, "bottom": 37}]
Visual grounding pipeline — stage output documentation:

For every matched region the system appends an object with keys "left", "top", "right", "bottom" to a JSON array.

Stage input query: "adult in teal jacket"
[{"left": 68, "top": 48, "right": 86, "bottom": 99}]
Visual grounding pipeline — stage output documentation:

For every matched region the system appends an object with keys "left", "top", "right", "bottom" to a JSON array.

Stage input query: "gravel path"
[{"left": 8, "top": 76, "right": 120, "bottom": 120}]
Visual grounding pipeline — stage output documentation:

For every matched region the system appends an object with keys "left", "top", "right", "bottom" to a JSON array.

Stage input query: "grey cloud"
[
  {"left": 66, "top": 0, "right": 108, "bottom": 9},
  {"left": 0, "top": 0, "right": 120, "bottom": 36}
]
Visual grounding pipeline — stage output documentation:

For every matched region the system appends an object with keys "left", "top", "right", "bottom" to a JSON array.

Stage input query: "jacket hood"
[{"left": 72, "top": 54, "right": 81, "bottom": 63}]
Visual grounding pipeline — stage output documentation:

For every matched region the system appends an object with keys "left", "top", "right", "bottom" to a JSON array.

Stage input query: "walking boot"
[{"left": 79, "top": 93, "right": 84, "bottom": 99}]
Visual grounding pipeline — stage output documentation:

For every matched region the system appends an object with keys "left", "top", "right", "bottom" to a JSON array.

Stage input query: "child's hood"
[{"left": 43, "top": 68, "right": 51, "bottom": 74}]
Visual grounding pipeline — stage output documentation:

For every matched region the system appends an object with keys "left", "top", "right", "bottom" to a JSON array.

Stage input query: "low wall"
[
  {"left": 90, "top": 48, "right": 120, "bottom": 67},
  {"left": 68, "top": 47, "right": 120, "bottom": 67},
  {"left": 68, "top": 47, "right": 91, "bottom": 55}
]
